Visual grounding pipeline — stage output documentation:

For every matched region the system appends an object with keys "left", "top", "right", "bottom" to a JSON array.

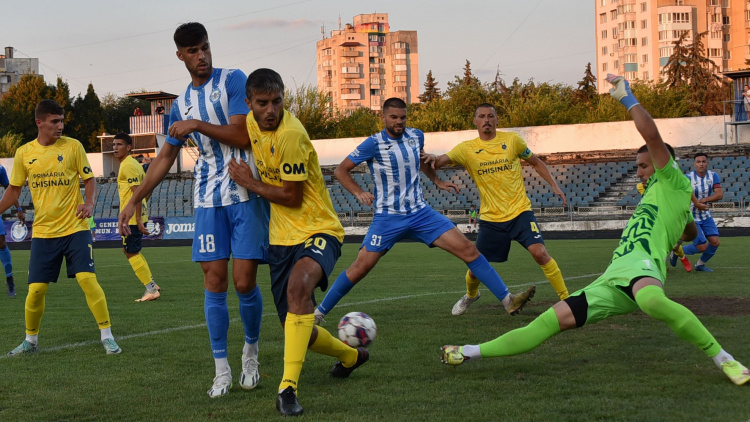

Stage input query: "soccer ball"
[{"left": 337, "top": 312, "right": 377, "bottom": 348}]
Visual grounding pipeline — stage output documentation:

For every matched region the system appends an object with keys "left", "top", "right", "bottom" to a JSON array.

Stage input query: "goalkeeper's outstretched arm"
[{"left": 606, "top": 74, "right": 672, "bottom": 170}]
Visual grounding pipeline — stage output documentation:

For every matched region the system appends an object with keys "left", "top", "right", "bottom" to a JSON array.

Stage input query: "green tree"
[
  {"left": 285, "top": 85, "right": 335, "bottom": 139},
  {"left": 0, "top": 132, "right": 23, "bottom": 158},
  {"left": 333, "top": 108, "right": 382, "bottom": 138},
  {"left": 68, "top": 83, "right": 105, "bottom": 151},
  {"left": 574, "top": 62, "right": 597, "bottom": 103},
  {"left": 418, "top": 70, "right": 441, "bottom": 103},
  {"left": 0, "top": 73, "right": 54, "bottom": 141},
  {"left": 101, "top": 93, "right": 149, "bottom": 135}
]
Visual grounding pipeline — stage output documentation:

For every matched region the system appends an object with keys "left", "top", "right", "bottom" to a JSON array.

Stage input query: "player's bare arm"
[
  {"left": 525, "top": 154, "right": 566, "bottom": 206},
  {"left": 119, "top": 142, "right": 180, "bottom": 235},
  {"left": 168, "top": 114, "right": 250, "bottom": 149},
  {"left": 130, "top": 185, "right": 149, "bottom": 234},
  {"left": 698, "top": 186, "right": 724, "bottom": 204},
  {"left": 420, "top": 154, "right": 459, "bottom": 194},
  {"left": 227, "top": 159, "right": 303, "bottom": 207},
  {"left": 76, "top": 177, "right": 96, "bottom": 220},
  {"left": 421, "top": 152, "right": 452, "bottom": 170},
  {"left": 691, "top": 193, "right": 710, "bottom": 211},
  {"left": 0, "top": 185, "right": 22, "bottom": 216},
  {"left": 335, "top": 157, "right": 374, "bottom": 206}
]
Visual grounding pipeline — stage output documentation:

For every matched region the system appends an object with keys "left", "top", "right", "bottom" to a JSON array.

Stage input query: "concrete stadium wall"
[{"left": 312, "top": 115, "right": 734, "bottom": 166}]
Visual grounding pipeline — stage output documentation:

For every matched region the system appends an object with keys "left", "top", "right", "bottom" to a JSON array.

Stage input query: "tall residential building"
[
  {"left": 0, "top": 46, "right": 40, "bottom": 98},
  {"left": 316, "top": 13, "right": 419, "bottom": 112},
  {"left": 594, "top": 0, "right": 750, "bottom": 93}
]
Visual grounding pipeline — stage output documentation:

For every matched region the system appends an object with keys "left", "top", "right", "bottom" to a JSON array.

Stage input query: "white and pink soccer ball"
[{"left": 337, "top": 312, "right": 377, "bottom": 348}]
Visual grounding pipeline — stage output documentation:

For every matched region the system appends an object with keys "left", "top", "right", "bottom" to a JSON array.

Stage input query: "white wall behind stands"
[
  {"left": 0, "top": 115, "right": 738, "bottom": 177},
  {"left": 312, "top": 115, "right": 730, "bottom": 166}
]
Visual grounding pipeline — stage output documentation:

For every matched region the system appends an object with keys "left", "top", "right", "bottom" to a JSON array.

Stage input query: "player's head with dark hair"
[
  {"left": 245, "top": 68, "right": 285, "bottom": 99},
  {"left": 637, "top": 143, "right": 675, "bottom": 158},
  {"left": 174, "top": 22, "right": 208, "bottom": 48},
  {"left": 635, "top": 143, "right": 675, "bottom": 185},
  {"left": 174, "top": 22, "right": 212, "bottom": 82},
  {"left": 474, "top": 103, "right": 498, "bottom": 138},
  {"left": 382, "top": 97, "right": 407, "bottom": 112},
  {"left": 474, "top": 103, "right": 496, "bottom": 117},
  {"left": 381, "top": 97, "right": 407, "bottom": 138},
  {"left": 35, "top": 99, "right": 65, "bottom": 141},
  {"left": 114, "top": 132, "right": 133, "bottom": 146},
  {"left": 35, "top": 99, "right": 64, "bottom": 120},
  {"left": 694, "top": 152, "right": 708, "bottom": 161},
  {"left": 245, "top": 68, "right": 285, "bottom": 132}
]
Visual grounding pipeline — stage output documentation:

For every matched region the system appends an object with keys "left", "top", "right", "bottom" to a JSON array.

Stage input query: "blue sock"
[
  {"left": 700, "top": 244, "right": 718, "bottom": 264},
  {"left": 467, "top": 255, "right": 509, "bottom": 301},
  {"left": 682, "top": 243, "right": 700, "bottom": 256},
  {"left": 0, "top": 246, "right": 12, "bottom": 277},
  {"left": 204, "top": 290, "right": 229, "bottom": 359},
  {"left": 237, "top": 286, "right": 262, "bottom": 344},
  {"left": 318, "top": 271, "right": 356, "bottom": 315}
]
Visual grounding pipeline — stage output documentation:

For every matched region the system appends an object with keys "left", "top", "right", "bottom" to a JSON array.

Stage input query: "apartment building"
[
  {"left": 316, "top": 13, "right": 419, "bottom": 112},
  {"left": 595, "top": 0, "right": 750, "bottom": 93},
  {"left": 0, "top": 46, "right": 39, "bottom": 98}
]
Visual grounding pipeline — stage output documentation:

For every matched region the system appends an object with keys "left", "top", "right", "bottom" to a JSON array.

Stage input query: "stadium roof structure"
[
  {"left": 721, "top": 70, "right": 750, "bottom": 80},
  {"left": 126, "top": 91, "right": 177, "bottom": 101}
]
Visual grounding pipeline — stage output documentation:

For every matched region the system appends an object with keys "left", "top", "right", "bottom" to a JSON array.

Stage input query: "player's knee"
[
  {"left": 634, "top": 287, "right": 670, "bottom": 321},
  {"left": 709, "top": 238, "right": 720, "bottom": 247},
  {"left": 696, "top": 243, "right": 708, "bottom": 252}
]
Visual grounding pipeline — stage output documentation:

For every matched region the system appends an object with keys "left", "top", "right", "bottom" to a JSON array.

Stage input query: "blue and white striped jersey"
[
  {"left": 686, "top": 169, "right": 721, "bottom": 222},
  {"left": 348, "top": 128, "right": 428, "bottom": 215},
  {"left": 166, "top": 68, "right": 259, "bottom": 208}
]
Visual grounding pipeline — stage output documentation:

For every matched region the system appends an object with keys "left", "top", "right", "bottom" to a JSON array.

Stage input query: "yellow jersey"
[
  {"left": 246, "top": 110, "right": 344, "bottom": 246},
  {"left": 118, "top": 155, "right": 148, "bottom": 225},
  {"left": 10, "top": 136, "right": 93, "bottom": 238},
  {"left": 446, "top": 132, "right": 533, "bottom": 223}
]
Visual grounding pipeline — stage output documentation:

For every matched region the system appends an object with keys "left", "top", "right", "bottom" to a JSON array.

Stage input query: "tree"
[
  {"left": 285, "top": 84, "right": 336, "bottom": 140},
  {"left": 662, "top": 31, "right": 727, "bottom": 115},
  {"left": 574, "top": 63, "right": 597, "bottom": 103},
  {"left": 0, "top": 132, "right": 23, "bottom": 158},
  {"left": 0, "top": 73, "right": 54, "bottom": 141},
  {"left": 68, "top": 83, "right": 105, "bottom": 151},
  {"left": 333, "top": 108, "right": 382, "bottom": 138},
  {"left": 460, "top": 60, "right": 479, "bottom": 86},
  {"left": 101, "top": 93, "right": 148, "bottom": 135},
  {"left": 419, "top": 70, "right": 441, "bottom": 103}
]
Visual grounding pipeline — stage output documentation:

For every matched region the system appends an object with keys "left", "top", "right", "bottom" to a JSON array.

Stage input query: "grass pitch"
[{"left": 0, "top": 237, "right": 749, "bottom": 421}]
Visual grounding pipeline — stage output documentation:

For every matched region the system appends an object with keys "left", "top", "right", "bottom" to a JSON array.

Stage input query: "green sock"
[
  {"left": 479, "top": 307, "right": 561, "bottom": 358},
  {"left": 635, "top": 285, "right": 721, "bottom": 357}
]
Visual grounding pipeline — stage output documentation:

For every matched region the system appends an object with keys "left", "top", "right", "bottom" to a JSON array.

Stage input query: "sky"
[{"left": 2, "top": 0, "right": 595, "bottom": 98}]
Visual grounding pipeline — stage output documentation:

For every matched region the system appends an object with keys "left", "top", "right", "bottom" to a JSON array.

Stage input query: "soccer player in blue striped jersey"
[
  {"left": 0, "top": 163, "right": 24, "bottom": 297},
  {"left": 119, "top": 22, "right": 269, "bottom": 398},
  {"left": 677, "top": 153, "right": 723, "bottom": 272},
  {"left": 315, "top": 98, "right": 536, "bottom": 324}
]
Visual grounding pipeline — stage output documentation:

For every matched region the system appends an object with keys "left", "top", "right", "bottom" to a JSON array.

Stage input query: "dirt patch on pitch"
[{"left": 671, "top": 297, "right": 750, "bottom": 316}]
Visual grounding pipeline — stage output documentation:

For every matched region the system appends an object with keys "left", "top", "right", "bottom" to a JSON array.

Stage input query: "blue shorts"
[
  {"left": 122, "top": 225, "right": 143, "bottom": 254},
  {"left": 28, "top": 230, "right": 95, "bottom": 283},
  {"left": 693, "top": 218, "right": 719, "bottom": 246},
  {"left": 0, "top": 221, "right": 5, "bottom": 236},
  {"left": 268, "top": 234, "right": 342, "bottom": 322},
  {"left": 361, "top": 206, "right": 455, "bottom": 253},
  {"left": 192, "top": 198, "right": 270, "bottom": 262},
  {"left": 475, "top": 211, "right": 545, "bottom": 263}
]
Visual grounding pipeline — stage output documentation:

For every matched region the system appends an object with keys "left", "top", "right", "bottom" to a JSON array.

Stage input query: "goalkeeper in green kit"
[{"left": 441, "top": 74, "right": 750, "bottom": 386}]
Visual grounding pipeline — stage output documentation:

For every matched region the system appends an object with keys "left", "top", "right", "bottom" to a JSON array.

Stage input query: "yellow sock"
[
  {"left": 75, "top": 272, "right": 112, "bottom": 329},
  {"left": 279, "top": 313, "right": 314, "bottom": 393},
  {"left": 675, "top": 245, "right": 685, "bottom": 258},
  {"left": 128, "top": 254, "right": 154, "bottom": 286},
  {"left": 25, "top": 283, "right": 49, "bottom": 335},
  {"left": 541, "top": 258, "right": 569, "bottom": 300},
  {"left": 465, "top": 270, "right": 481, "bottom": 298},
  {"left": 308, "top": 325, "right": 358, "bottom": 367}
]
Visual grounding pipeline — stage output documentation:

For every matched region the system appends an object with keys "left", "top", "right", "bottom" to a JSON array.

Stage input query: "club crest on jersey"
[
  {"left": 10, "top": 221, "right": 28, "bottom": 242},
  {"left": 270, "top": 145, "right": 275, "bottom": 156},
  {"left": 408, "top": 139, "right": 416, "bottom": 147},
  {"left": 209, "top": 89, "right": 222, "bottom": 103},
  {"left": 58, "top": 154, "right": 63, "bottom": 163},
  {"left": 502, "top": 144, "right": 507, "bottom": 150}
]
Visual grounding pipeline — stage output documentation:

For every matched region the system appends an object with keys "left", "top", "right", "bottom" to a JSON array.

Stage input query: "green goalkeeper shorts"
[{"left": 569, "top": 250, "right": 665, "bottom": 326}]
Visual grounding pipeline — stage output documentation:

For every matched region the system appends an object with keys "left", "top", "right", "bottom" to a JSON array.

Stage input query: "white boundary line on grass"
[{"left": 0, "top": 272, "right": 603, "bottom": 359}]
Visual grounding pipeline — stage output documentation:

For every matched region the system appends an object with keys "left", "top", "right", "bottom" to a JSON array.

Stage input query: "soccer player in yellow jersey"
[
  {"left": 113, "top": 132, "right": 160, "bottom": 301},
  {"left": 424, "top": 103, "right": 570, "bottom": 314},
  {"left": 0, "top": 99, "right": 121, "bottom": 356},
  {"left": 227, "top": 68, "right": 366, "bottom": 417}
]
